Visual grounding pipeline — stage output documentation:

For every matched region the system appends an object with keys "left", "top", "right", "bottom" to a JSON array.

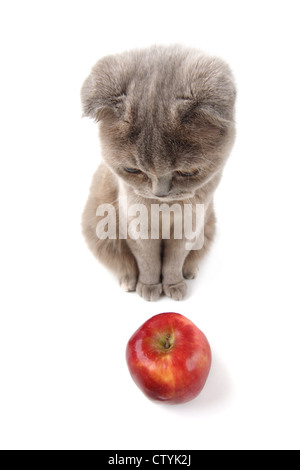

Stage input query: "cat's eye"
[
  {"left": 176, "top": 169, "right": 199, "bottom": 177},
  {"left": 124, "top": 167, "right": 142, "bottom": 174}
]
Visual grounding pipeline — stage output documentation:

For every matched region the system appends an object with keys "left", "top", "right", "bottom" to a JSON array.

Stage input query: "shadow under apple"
[{"left": 162, "top": 352, "right": 233, "bottom": 413}]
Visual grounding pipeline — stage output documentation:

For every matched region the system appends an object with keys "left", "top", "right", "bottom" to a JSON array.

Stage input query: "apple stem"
[{"left": 164, "top": 334, "right": 171, "bottom": 350}]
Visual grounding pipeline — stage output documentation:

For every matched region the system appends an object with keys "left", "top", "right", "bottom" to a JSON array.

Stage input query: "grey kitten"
[{"left": 81, "top": 45, "right": 236, "bottom": 301}]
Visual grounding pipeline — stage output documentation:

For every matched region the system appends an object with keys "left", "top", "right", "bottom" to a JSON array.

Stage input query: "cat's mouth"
[{"left": 134, "top": 190, "right": 195, "bottom": 202}]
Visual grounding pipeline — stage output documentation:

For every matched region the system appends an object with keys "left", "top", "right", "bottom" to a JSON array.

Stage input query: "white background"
[{"left": 0, "top": 0, "right": 299, "bottom": 450}]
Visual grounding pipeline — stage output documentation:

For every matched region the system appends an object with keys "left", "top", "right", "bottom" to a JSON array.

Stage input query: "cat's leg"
[
  {"left": 127, "top": 238, "right": 162, "bottom": 301},
  {"left": 82, "top": 182, "right": 138, "bottom": 291},
  {"left": 162, "top": 239, "right": 189, "bottom": 300},
  {"left": 183, "top": 205, "right": 216, "bottom": 279},
  {"left": 82, "top": 222, "right": 139, "bottom": 291}
]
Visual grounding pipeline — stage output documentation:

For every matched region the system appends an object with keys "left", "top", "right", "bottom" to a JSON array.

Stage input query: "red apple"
[{"left": 126, "top": 312, "right": 211, "bottom": 404}]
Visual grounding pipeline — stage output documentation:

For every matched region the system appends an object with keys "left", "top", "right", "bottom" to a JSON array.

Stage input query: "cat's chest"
[{"left": 117, "top": 181, "right": 204, "bottom": 241}]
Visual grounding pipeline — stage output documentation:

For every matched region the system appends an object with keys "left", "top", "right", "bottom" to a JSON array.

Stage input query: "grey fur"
[{"left": 81, "top": 45, "right": 236, "bottom": 301}]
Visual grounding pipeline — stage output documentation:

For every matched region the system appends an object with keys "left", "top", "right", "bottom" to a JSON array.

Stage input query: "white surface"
[{"left": 0, "top": 0, "right": 300, "bottom": 450}]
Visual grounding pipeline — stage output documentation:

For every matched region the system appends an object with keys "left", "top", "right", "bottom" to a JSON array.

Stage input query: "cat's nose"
[{"left": 152, "top": 177, "right": 171, "bottom": 197}]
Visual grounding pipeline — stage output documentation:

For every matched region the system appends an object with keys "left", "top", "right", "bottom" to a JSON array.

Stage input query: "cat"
[{"left": 81, "top": 45, "right": 236, "bottom": 301}]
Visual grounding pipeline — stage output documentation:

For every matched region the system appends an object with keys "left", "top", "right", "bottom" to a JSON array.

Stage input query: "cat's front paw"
[
  {"left": 136, "top": 281, "right": 163, "bottom": 301},
  {"left": 163, "top": 280, "right": 187, "bottom": 301}
]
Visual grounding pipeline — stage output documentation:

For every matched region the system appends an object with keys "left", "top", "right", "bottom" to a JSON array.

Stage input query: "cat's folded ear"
[
  {"left": 81, "top": 56, "right": 130, "bottom": 122},
  {"left": 177, "top": 58, "right": 237, "bottom": 130},
  {"left": 178, "top": 101, "right": 234, "bottom": 130}
]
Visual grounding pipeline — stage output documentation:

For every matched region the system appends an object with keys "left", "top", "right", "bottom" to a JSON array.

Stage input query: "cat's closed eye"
[
  {"left": 176, "top": 169, "right": 199, "bottom": 177},
  {"left": 124, "top": 167, "right": 142, "bottom": 174}
]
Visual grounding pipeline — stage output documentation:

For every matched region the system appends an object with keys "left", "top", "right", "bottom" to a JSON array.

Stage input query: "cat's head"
[{"left": 81, "top": 45, "right": 236, "bottom": 200}]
